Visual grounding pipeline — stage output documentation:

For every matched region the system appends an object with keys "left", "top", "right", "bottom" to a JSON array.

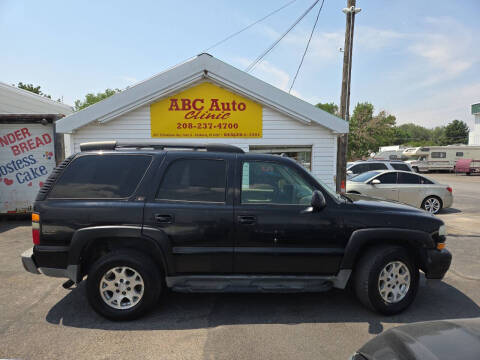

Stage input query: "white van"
[{"left": 403, "top": 146, "right": 480, "bottom": 172}]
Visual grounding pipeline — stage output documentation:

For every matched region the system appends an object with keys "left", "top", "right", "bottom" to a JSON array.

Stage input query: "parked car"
[
  {"left": 351, "top": 318, "right": 480, "bottom": 360},
  {"left": 346, "top": 170, "right": 453, "bottom": 214},
  {"left": 21, "top": 141, "right": 451, "bottom": 320},
  {"left": 347, "top": 160, "right": 413, "bottom": 179}
]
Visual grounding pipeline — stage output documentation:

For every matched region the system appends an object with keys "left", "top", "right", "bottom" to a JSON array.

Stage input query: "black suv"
[{"left": 21, "top": 142, "right": 451, "bottom": 320}]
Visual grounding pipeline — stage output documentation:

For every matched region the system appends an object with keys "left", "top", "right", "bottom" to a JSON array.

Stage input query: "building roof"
[
  {"left": 0, "top": 81, "right": 73, "bottom": 115},
  {"left": 56, "top": 53, "right": 348, "bottom": 134}
]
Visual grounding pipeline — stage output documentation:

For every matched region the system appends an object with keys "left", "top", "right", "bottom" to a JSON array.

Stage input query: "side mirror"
[
  {"left": 371, "top": 179, "right": 381, "bottom": 185},
  {"left": 346, "top": 170, "right": 353, "bottom": 175},
  {"left": 311, "top": 190, "right": 326, "bottom": 211}
]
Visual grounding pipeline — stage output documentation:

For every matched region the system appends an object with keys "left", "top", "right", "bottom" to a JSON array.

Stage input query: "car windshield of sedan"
[{"left": 349, "top": 171, "right": 381, "bottom": 182}]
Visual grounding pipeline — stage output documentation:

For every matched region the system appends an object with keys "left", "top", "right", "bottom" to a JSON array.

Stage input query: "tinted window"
[
  {"left": 369, "top": 163, "right": 388, "bottom": 171},
  {"left": 157, "top": 159, "right": 226, "bottom": 202},
  {"left": 419, "top": 176, "right": 433, "bottom": 184},
  {"left": 376, "top": 172, "right": 397, "bottom": 184},
  {"left": 350, "top": 163, "right": 369, "bottom": 174},
  {"left": 431, "top": 152, "right": 446, "bottom": 158},
  {"left": 389, "top": 155, "right": 399, "bottom": 160},
  {"left": 398, "top": 172, "right": 420, "bottom": 184},
  {"left": 241, "top": 161, "right": 314, "bottom": 205},
  {"left": 420, "top": 147, "right": 430, "bottom": 152},
  {"left": 350, "top": 171, "right": 381, "bottom": 182},
  {"left": 456, "top": 152, "right": 463, "bottom": 157},
  {"left": 391, "top": 163, "right": 410, "bottom": 171},
  {"left": 49, "top": 155, "right": 151, "bottom": 198}
]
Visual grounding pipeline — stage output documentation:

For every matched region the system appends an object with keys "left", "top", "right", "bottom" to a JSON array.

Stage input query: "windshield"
[
  {"left": 313, "top": 175, "right": 344, "bottom": 202},
  {"left": 349, "top": 171, "right": 380, "bottom": 182}
]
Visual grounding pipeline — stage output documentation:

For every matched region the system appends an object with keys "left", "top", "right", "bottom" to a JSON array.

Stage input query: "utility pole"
[{"left": 336, "top": 0, "right": 360, "bottom": 192}]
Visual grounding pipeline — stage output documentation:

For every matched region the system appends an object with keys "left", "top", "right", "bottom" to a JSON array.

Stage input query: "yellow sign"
[{"left": 150, "top": 82, "right": 262, "bottom": 138}]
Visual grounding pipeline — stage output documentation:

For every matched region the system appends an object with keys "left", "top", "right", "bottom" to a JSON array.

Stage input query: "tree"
[
  {"left": 348, "top": 102, "right": 396, "bottom": 160},
  {"left": 316, "top": 102, "right": 339, "bottom": 116},
  {"left": 74, "top": 88, "right": 121, "bottom": 111},
  {"left": 16, "top": 82, "right": 52, "bottom": 99},
  {"left": 444, "top": 120, "right": 469, "bottom": 144}
]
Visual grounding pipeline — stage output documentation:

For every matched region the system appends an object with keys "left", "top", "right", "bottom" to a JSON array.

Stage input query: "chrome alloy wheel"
[
  {"left": 378, "top": 261, "right": 411, "bottom": 304},
  {"left": 424, "top": 197, "right": 441, "bottom": 213},
  {"left": 99, "top": 266, "right": 144, "bottom": 310}
]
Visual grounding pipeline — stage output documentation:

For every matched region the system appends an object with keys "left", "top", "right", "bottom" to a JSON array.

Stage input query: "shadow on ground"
[
  {"left": 0, "top": 219, "right": 29, "bottom": 234},
  {"left": 46, "top": 276, "right": 480, "bottom": 335},
  {"left": 440, "top": 208, "right": 462, "bottom": 214}
]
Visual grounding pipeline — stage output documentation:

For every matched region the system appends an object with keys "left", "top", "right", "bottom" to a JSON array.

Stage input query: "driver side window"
[{"left": 241, "top": 161, "right": 314, "bottom": 205}]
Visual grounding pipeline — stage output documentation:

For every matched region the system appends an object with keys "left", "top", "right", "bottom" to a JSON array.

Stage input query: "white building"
[
  {"left": 0, "top": 82, "right": 73, "bottom": 213},
  {"left": 469, "top": 102, "right": 480, "bottom": 145},
  {"left": 0, "top": 81, "right": 73, "bottom": 115},
  {"left": 56, "top": 54, "right": 348, "bottom": 188}
]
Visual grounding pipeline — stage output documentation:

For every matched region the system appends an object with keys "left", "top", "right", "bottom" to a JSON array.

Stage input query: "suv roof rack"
[
  {"left": 79, "top": 141, "right": 245, "bottom": 153},
  {"left": 367, "top": 159, "right": 405, "bottom": 162}
]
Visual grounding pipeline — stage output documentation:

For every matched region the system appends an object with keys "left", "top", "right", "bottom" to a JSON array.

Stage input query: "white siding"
[{"left": 71, "top": 105, "right": 338, "bottom": 188}]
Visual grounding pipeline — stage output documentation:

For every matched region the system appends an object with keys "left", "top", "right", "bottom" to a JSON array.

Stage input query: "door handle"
[
  {"left": 237, "top": 215, "right": 256, "bottom": 225},
  {"left": 155, "top": 214, "right": 173, "bottom": 224}
]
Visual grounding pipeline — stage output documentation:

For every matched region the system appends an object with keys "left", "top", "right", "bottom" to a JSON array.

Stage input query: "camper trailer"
[{"left": 403, "top": 145, "right": 480, "bottom": 172}]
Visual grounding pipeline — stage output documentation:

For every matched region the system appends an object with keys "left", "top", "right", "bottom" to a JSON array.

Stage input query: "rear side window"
[
  {"left": 397, "top": 172, "right": 420, "bottom": 184},
  {"left": 157, "top": 159, "right": 226, "bottom": 203},
  {"left": 419, "top": 176, "right": 433, "bottom": 184},
  {"left": 391, "top": 163, "right": 410, "bottom": 171},
  {"left": 456, "top": 152, "right": 463, "bottom": 157},
  {"left": 350, "top": 163, "right": 368, "bottom": 174},
  {"left": 368, "top": 163, "right": 388, "bottom": 171},
  {"left": 376, "top": 172, "right": 397, "bottom": 184},
  {"left": 49, "top": 155, "right": 151, "bottom": 199}
]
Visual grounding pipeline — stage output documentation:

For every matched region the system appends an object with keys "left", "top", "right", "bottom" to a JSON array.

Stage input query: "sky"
[{"left": 0, "top": 0, "right": 479, "bottom": 128}]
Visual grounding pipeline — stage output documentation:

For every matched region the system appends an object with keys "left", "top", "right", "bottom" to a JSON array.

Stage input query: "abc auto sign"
[{"left": 150, "top": 82, "right": 262, "bottom": 138}]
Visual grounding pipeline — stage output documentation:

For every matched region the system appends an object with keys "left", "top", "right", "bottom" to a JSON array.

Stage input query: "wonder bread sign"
[{"left": 150, "top": 82, "right": 262, "bottom": 138}]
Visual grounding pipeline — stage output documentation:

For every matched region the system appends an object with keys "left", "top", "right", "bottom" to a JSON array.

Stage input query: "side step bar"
[{"left": 166, "top": 270, "right": 351, "bottom": 293}]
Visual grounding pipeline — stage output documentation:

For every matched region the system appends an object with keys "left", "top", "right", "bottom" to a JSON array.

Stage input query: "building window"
[
  {"left": 456, "top": 152, "right": 464, "bottom": 157},
  {"left": 431, "top": 152, "right": 446, "bottom": 158},
  {"left": 249, "top": 146, "right": 312, "bottom": 171}
]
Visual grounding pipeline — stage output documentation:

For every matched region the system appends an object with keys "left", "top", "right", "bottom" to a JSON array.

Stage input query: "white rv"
[{"left": 402, "top": 145, "right": 480, "bottom": 172}]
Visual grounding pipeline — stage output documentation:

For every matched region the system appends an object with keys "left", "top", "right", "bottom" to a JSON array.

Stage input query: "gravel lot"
[{"left": 1, "top": 173, "right": 479, "bottom": 360}]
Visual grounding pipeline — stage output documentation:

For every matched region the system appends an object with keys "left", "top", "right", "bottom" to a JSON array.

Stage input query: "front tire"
[
  {"left": 86, "top": 250, "right": 162, "bottom": 320},
  {"left": 354, "top": 246, "right": 419, "bottom": 315}
]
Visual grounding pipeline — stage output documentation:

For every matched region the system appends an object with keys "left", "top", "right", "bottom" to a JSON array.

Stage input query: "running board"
[{"left": 166, "top": 270, "right": 351, "bottom": 293}]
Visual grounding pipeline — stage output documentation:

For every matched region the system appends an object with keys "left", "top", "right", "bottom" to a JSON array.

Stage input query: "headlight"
[{"left": 438, "top": 224, "right": 446, "bottom": 236}]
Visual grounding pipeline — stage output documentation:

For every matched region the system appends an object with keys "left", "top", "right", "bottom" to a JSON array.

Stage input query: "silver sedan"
[{"left": 346, "top": 170, "right": 453, "bottom": 214}]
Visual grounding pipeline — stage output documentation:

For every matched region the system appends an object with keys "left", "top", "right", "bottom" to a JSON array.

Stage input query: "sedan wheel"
[{"left": 422, "top": 196, "right": 442, "bottom": 214}]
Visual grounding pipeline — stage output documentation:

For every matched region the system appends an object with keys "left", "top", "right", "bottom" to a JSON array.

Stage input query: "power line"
[
  {"left": 202, "top": 0, "right": 298, "bottom": 53},
  {"left": 289, "top": 0, "right": 325, "bottom": 93},
  {"left": 245, "top": 0, "right": 321, "bottom": 73}
]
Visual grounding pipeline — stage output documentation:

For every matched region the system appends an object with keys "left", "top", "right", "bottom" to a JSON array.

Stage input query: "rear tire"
[
  {"left": 86, "top": 250, "right": 162, "bottom": 320},
  {"left": 354, "top": 245, "right": 419, "bottom": 315},
  {"left": 421, "top": 196, "right": 443, "bottom": 214}
]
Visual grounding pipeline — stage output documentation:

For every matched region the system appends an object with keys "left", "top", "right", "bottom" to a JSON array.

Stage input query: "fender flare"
[
  {"left": 340, "top": 227, "right": 434, "bottom": 270},
  {"left": 68, "top": 225, "right": 169, "bottom": 275}
]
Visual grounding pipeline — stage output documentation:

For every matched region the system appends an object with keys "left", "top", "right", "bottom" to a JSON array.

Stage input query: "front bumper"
[
  {"left": 424, "top": 248, "right": 452, "bottom": 279},
  {"left": 21, "top": 247, "right": 79, "bottom": 282}
]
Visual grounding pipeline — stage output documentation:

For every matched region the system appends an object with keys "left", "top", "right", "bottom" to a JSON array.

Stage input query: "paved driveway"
[{"left": 1, "top": 173, "right": 479, "bottom": 359}]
